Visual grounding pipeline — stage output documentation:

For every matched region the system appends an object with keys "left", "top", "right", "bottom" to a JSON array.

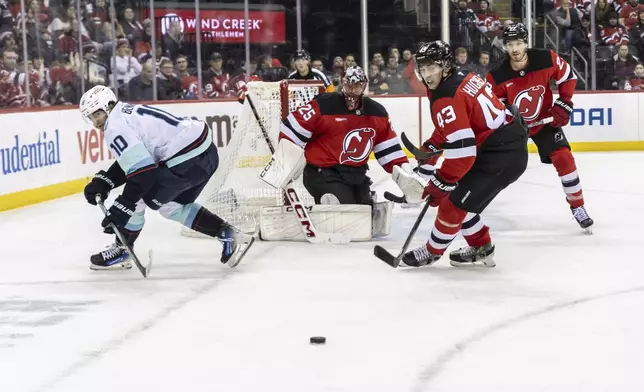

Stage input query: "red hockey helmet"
[{"left": 341, "top": 65, "right": 367, "bottom": 111}]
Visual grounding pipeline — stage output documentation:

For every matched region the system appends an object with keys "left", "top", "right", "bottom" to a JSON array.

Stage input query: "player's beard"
[{"left": 509, "top": 50, "right": 528, "bottom": 64}]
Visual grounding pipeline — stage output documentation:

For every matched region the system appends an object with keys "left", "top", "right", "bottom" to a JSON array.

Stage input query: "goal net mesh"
[{"left": 181, "top": 80, "right": 324, "bottom": 237}]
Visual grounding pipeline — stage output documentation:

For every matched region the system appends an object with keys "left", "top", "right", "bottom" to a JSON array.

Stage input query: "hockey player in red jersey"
[
  {"left": 276, "top": 65, "right": 426, "bottom": 208},
  {"left": 486, "top": 23, "right": 594, "bottom": 232},
  {"left": 402, "top": 41, "right": 530, "bottom": 268}
]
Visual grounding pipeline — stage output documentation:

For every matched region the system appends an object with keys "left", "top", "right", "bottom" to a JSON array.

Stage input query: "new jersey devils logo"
[
  {"left": 513, "top": 85, "right": 546, "bottom": 121},
  {"left": 339, "top": 128, "right": 376, "bottom": 164}
]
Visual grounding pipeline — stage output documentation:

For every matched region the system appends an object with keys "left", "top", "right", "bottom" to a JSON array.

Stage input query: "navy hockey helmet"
[
  {"left": 503, "top": 23, "right": 528, "bottom": 44},
  {"left": 293, "top": 49, "right": 310, "bottom": 62},
  {"left": 414, "top": 41, "right": 454, "bottom": 89},
  {"left": 415, "top": 41, "right": 454, "bottom": 71}
]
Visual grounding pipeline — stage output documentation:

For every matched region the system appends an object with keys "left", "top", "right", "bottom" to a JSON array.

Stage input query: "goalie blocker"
[{"left": 259, "top": 66, "right": 425, "bottom": 241}]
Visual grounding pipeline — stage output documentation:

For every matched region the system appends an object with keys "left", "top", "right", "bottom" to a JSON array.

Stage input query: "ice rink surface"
[{"left": 1, "top": 152, "right": 643, "bottom": 392}]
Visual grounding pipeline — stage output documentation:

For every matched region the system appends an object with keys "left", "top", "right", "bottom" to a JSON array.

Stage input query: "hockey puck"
[{"left": 310, "top": 336, "right": 326, "bottom": 345}]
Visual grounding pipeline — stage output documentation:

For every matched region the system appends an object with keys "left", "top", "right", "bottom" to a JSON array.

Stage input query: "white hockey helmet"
[{"left": 79, "top": 85, "right": 117, "bottom": 123}]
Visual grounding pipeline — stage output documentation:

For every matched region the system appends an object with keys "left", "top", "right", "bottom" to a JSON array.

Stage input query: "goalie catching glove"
[{"left": 392, "top": 162, "right": 428, "bottom": 204}]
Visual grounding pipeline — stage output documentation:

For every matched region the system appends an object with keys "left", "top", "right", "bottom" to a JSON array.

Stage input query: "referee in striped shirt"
[{"left": 288, "top": 49, "right": 335, "bottom": 92}]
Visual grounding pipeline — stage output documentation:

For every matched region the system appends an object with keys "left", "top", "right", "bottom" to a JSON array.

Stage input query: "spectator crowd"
[
  {"left": 0, "top": 0, "right": 642, "bottom": 110},
  {"left": 548, "top": 0, "right": 644, "bottom": 89}
]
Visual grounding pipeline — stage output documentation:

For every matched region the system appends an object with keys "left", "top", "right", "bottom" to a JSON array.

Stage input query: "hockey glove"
[
  {"left": 422, "top": 172, "right": 457, "bottom": 207},
  {"left": 550, "top": 98, "right": 573, "bottom": 128},
  {"left": 101, "top": 195, "right": 136, "bottom": 234},
  {"left": 84, "top": 170, "right": 115, "bottom": 205},
  {"left": 414, "top": 141, "right": 441, "bottom": 180}
]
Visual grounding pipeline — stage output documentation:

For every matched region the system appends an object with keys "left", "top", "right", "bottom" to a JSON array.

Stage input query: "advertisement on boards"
[
  {"left": 158, "top": 10, "right": 286, "bottom": 43},
  {"left": 1, "top": 130, "right": 61, "bottom": 176},
  {"left": 0, "top": 109, "right": 114, "bottom": 196},
  {"left": 563, "top": 93, "right": 640, "bottom": 142}
]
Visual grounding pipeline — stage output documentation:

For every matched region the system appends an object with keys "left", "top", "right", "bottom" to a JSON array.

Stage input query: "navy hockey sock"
[
  {"left": 116, "top": 228, "right": 141, "bottom": 247},
  {"left": 191, "top": 207, "right": 225, "bottom": 238}
]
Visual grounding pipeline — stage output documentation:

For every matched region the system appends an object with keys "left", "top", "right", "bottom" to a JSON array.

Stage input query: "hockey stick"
[
  {"left": 374, "top": 196, "right": 433, "bottom": 268},
  {"left": 95, "top": 195, "right": 152, "bottom": 278},
  {"left": 528, "top": 116, "right": 554, "bottom": 128},
  {"left": 401, "top": 132, "right": 442, "bottom": 160},
  {"left": 387, "top": 116, "right": 555, "bottom": 205},
  {"left": 401, "top": 117, "right": 553, "bottom": 162},
  {"left": 383, "top": 191, "right": 408, "bottom": 204},
  {"left": 245, "top": 91, "right": 349, "bottom": 244}
]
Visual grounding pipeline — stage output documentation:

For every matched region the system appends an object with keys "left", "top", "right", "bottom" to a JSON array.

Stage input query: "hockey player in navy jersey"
[{"left": 80, "top": 86, "right": 253, "bottom": 270}]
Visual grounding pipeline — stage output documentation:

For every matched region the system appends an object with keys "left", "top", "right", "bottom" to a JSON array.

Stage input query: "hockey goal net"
[{"left": 181, "top": 80, "right": 325, "bottom": 237}]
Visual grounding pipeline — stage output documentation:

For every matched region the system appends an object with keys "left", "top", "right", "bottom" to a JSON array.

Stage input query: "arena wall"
[{"left": 1, "top": 91, "right": 642, "bottom": 211}]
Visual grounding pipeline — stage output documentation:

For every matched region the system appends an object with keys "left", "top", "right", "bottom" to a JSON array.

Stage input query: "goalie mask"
[{"left": 341, "top": 65, "right": 367, "bottom": 111}]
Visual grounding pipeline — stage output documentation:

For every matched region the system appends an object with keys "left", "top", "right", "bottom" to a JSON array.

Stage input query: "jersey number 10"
[{"left": 109, "top": 135, "right": 128, "bottom": 157}]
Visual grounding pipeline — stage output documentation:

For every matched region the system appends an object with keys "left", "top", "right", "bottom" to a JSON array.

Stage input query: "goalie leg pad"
[
  {"left": 260, "top": 204, "right": 372, "bottom": 241},
  {"left": 372, "top": 201, "right": 393, "bottom": 237},
  {"left": 258, "top": 138, "right": 306, "bottom": 189}
]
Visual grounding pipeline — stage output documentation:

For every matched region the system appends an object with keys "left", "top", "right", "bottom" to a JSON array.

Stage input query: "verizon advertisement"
[{"left": 159, "top": 10, "right": 285, "bottom": 43}]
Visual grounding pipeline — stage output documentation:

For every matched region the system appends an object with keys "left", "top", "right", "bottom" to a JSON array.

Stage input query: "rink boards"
[{"left": 1, "top": 91, "right": 642, "bottom": 211}]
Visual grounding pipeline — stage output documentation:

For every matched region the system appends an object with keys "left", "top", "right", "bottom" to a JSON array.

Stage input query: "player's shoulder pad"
[
  {"left": 487, "top": 58, "right": 514, "bottom": 85},
  {"left": 430, "top": 71, "right": 467, "bottom": 102},
  {"left": 313, "top": 92, "right": 348, "bottom": 114},
  {"left": 360, "top": 96, "right": 388, "bottom": 117},
  {"left": 287, "top": 69, "right": 298, "bottom": 79},
  {"left": 104, "top": 102, "right": 130, "bottom": 137},
  {"left": 526, "top": 48, "right": 554, "bottom": 71},
  {"left": 118, "top": 101, "right": 136, "bottom": 115}
]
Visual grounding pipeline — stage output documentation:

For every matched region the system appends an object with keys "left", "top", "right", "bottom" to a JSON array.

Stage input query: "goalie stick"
[
  {"left": 374, "top": 196, "right": 433, "bottom": 268},
  {"left": 95, "top": 195, "right": 152, "bottom": 278},
  {"left": 387, "top": 116, "right": 555, "bottom": 204},
  {"left": 245, "top": 89, "right": 350, "bottom": 244}
]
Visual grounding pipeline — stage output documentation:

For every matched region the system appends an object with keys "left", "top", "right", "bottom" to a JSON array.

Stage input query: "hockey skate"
[
  {"left": 401, "top": 245, "right": 442, "bottom": 267},
  {"left": 218, "top": 225, "right": 256, "bottom": 268},
  {"left": 449, "top": 243, "right": 496, "bottom": 267},
  {"left": 90, "top": 242, "right": 132, "bottom": 270},
  {"left": 571, "top": 205, "right": 593, "bottom": 234}
]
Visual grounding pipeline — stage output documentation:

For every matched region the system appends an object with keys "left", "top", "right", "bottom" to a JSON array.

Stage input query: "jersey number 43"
[{"left": 436, "top": 84, "right": 507, "bottom": 130}]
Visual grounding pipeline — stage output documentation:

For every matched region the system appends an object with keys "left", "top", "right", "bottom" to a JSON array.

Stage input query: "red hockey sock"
[
  {"left": 426, "top": 200, "right": 467, "bottom": 255},
  {"left": 550, "top": 148, "right": 585, "bottom": 209},
  {"left": 461, "top": 212, "right": 492, "bottom": 247}
]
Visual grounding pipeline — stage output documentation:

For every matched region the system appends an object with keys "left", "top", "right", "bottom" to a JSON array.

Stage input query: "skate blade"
[
  {"left": 89, "top": 260, "right": 133, "bottom": 270},
  {"left": 227, "top": 236, "right": 256, "bottom": 268},
  {"left": 450, "top": 254, "right": 496, "bottom": 268}
]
